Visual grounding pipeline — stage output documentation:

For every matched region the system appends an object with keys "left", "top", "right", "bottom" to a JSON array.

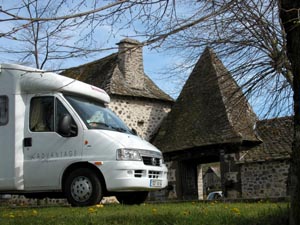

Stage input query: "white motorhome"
[{"left": 0, "top": 64, "right": 168, "bottom": 206}]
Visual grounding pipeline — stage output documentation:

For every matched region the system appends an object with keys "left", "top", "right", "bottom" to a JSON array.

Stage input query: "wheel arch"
[{"left": 61, "top": 162, "right": 107, "bottom": 194}]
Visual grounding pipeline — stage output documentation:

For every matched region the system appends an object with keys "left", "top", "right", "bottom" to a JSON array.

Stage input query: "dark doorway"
[{"left": 179, "top": 161, "right": 198, "bottom": 200}]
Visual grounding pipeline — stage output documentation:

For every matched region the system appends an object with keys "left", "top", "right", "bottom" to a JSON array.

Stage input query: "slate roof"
[
  {"left": 239, "top": 116, "right": 293, "bottom": 163},
  {"left": 61, "top": 53, "right": 173, "bottom": 102},
  {"left": 152, "top": 47, "right": 260, "bottom": 153}
]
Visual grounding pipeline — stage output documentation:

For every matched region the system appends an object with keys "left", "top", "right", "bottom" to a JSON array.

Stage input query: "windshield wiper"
[
  {"left": 88, "top": 122, "right": 110, "bottom": 129},
  {"left": 88, "top": 121, "right": 128, "bottom": 133},
  {"left": 110, "top": 126, "right": 128, "bottom": 133}
]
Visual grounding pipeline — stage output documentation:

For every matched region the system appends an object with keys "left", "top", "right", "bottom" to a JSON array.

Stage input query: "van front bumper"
[{"left": 94, "top": 161, "right": 168, "bottom": 192}]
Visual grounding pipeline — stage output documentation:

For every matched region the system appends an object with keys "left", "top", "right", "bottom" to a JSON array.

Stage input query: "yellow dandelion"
[
  {"left": 88, "top": 207, "right": 96, "bottom": 213},
  {"left": 32, "top": 210, "right": 38, "bottom": 216},
  {"left": 183, "top": 210, "right": 191, "bottom": 216},
  {"left": 96, "top": 204, "right": 104, "bottom": 208},
  {"left": 231, "top": 207, "right": 240, "bottom": 215},
  {"left": 9, "top": 213, "right": 15, "bottom": 218},
  {"left": 152, "top": 208, "right": 157, "bottom": 215}
]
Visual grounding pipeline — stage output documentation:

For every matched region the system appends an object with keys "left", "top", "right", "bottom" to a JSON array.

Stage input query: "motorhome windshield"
[{"left": 64, "top": 95, "right": 132, "bottom": 134}]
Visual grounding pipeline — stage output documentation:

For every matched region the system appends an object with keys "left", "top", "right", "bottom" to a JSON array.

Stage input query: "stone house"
[{"left": 62, "top": 38, "right": 173, "bottom": 141}]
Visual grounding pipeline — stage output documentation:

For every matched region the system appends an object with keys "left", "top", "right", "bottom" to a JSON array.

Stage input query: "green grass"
[{"left": 0, "top": 201, "right": 289, "bottom": 225}]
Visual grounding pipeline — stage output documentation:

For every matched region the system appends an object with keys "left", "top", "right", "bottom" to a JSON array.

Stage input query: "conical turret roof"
[{"left": 153, "top": 47, "right": 260, "bottom": 153}]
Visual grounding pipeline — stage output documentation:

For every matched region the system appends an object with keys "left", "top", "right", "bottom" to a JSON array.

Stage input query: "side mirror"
[{"left": 58, "top": 114, "right": 77, "bottom": 137}]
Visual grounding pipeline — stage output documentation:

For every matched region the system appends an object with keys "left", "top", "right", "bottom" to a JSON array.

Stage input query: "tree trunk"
[{"left": 279, "top": 1, "right": 300, "bottom": 225}]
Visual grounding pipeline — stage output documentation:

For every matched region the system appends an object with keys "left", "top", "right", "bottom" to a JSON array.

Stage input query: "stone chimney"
[{"left": 117, "top": 38, "right": 144, "bottom": 89}]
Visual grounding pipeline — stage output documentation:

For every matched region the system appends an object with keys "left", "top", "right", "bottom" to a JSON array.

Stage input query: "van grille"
[
  {"left": 148, "top": 171, "right": 161, "bottom": 179},
  {"left": 133, "top": 170, "right": 162, "bottom": 179},
  {"left": 134, "top": 170, "right": 144, "bottom": 178},
  {"left": 142, "top": 156, "right": 161, "bottom": 166}
]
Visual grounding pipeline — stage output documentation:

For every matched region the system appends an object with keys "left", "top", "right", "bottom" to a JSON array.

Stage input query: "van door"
[{"left": 23, "top": 95, "right": 83, "bottom": 190}]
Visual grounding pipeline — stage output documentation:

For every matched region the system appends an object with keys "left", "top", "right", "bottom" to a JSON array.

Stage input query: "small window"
[{"left": 0, "top": 96, "right": 8, "bottom": 125}]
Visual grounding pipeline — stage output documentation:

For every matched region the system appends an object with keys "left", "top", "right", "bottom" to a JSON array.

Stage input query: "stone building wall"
[
  {"left": 240, "top": 160, "right": 289, "bottom": 198},
  {"left": 108, "top": 96, "right": 171, "bottom": 141}
]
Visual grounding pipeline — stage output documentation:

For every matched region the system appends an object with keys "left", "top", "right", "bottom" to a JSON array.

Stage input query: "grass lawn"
[{"left": 0, "top": 201, "right": 289, "bottom": 225}]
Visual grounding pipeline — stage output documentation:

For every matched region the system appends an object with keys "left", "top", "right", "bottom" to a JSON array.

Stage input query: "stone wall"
[
  {"left": 241, "top": 160, "right": 289, "bottom": 198},
  {"left": 0, "top": 195, "right": 119, "bottom": 206},
  {"left": 108, "top": 96, "right": 171, "bottom": 141},
  {"left": 221, "top": 152, "right": 242, "bottom": 199}
]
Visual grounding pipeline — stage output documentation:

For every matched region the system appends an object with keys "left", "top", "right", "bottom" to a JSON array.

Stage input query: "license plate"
[{"left": 150, "top": 179, "right": 162, "bottom": 187}]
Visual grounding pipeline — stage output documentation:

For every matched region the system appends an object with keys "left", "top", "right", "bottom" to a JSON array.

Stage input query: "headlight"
[{"left": 116, "top": 148, "right": 142, "bottom": 161}]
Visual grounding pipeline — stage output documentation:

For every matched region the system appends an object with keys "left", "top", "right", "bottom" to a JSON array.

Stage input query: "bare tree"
[
  {"left": 0, "top": 0, "right": 138, "bottom": 69},
  {"left": 14, "top": 1, "right": 77, "bottom": 69},
  {"left": 138, "top": 0, "right": 292, "bottom": 117},
  {"left": 0, "top": 1, "right": 233, "bottom": 69},
  {"left": 0, "top": 0, "right": 139, "bottom": 69}
]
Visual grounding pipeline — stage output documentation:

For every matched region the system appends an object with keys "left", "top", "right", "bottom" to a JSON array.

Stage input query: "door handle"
[{"left": 24, "top": 137, "right": 32, "bottom": 147}]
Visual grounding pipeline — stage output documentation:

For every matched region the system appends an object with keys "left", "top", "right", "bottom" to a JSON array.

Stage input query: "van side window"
[
  {"left": 0, "top": 96, "right": 8, "bottom": 125},
  {"left": 30, "top": 97, "right": 54, "bottom": 132}
]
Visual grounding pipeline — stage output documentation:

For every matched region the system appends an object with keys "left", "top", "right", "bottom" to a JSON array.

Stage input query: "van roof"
[{"left": 0, "top": 64, "right": 110, "bottom": 103}]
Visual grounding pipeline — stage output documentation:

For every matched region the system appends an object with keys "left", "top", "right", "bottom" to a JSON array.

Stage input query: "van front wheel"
[{"left": 64, "top": 168, "right": 103, "bottom": 207}]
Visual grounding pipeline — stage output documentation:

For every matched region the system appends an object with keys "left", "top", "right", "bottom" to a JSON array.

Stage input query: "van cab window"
[
  {"left": 0, "top": 96, "right": 8, "bottom": 125},
  {"left": 30, "top": 97, "right": 77, "bottom": 135},
  {"left": 64, "top": 95, "right": 133, "bottom": 134}
]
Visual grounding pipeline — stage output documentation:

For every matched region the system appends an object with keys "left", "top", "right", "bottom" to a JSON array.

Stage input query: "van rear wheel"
[
  {"left": 64, "top": 168, "right": 103, "bottom": 207},
  {"left": 116, "top": 191, "right": 149, "bottom": 205}
]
